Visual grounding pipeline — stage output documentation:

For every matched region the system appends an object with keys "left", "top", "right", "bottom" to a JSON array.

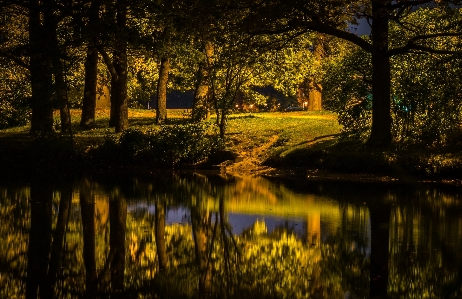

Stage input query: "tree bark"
[
  {"left": 28, "top": 0, "right": 54, "bottom": 134},
  {"left": 156, "top": 56, "right": 169, "bottom": 125},
  {"left": 368, "top": 0, "right": 393, "bottom": 147},
  {"left": 192, "top": 41, "right": 214, "bottom": 121},
  {"left": 81, "top": 46, "right": 99, "bottom": 128},
  {"left": 80, "top": 0, "right": 101, "bottom": 128},
  {"left": 307, "top": 35, "right": 323, "bottom": 111},
  {"left": 106, "top": 0, "right": 128, "bottom": 133}
]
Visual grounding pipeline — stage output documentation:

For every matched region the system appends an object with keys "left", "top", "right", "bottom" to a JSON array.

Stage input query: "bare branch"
[
  {"left": 387, "top": 0, "right": 434, "bottom": 10},
  {"left": 97, "top": 46, "right": 118, "bottom": 80},
  {"left": 0, "top": 50, "right": 30, "bottom": 70}
]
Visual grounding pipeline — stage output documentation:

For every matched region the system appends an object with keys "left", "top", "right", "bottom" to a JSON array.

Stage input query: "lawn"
[{"left": 1, "top": 108, "right": 461, "bottom": 183}]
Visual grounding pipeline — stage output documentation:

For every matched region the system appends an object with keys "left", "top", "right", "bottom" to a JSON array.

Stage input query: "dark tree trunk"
[
  {"left": 106, "top": 0, "right": 128, "bottom": 132},
  {"left": 51, "top": 44, "right": 71, "bottom": 133},
  {"left": 155, "top": 199, "right": 168, "bottom": 271},
  {"left": 29, "top": 0, "right": 54, "bottom": 133},
  {"left": 43, "top": 0, "right": 71, "bottom": 134},
  {"left": 156, "top": 56, "right": 169, "bottom": 124},
  {"left": 80, "top": 0, "right": 101, "bottom": 128},
  {"left": 81, "top": 45, "right": 99, "bottom": 128},
  {"left": 109, "top": 75, "right": 118, "bottom": 128},
  {"left": 109, "top": 197, "right": 127, "bottom": 295},
  {"left": 80, "top": 179, "right": 97, "bottom": 298},
  {"left": 368, "top": 0, "right": 393, "bottom": 147},
  {"left": 26, "top": 181, "right": 53, "bottom": 299}
]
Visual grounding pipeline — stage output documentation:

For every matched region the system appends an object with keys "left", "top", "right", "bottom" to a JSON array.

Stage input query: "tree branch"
[
  {"left": 97, "top": 46, "right": 118, "bottom": 81},
  {"left": 387, "top": 0, "right": 433, "bottom": 10},
  {"left": 388, "top": 32, "right": 462, "bottom": 56},
  {"left": 0, "top": 52, "right": 30, "bottom": 70}
]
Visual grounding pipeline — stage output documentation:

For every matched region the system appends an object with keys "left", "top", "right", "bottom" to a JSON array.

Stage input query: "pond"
[{"left": 0, "top": 173, "right": 461, "bottom": 298}]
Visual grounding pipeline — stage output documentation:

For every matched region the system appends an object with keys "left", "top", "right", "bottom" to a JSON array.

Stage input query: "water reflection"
[{"left": 0, "top": 174, "right": 461, "bottom": 298}]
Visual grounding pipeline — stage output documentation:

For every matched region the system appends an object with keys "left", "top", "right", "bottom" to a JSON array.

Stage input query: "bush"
[
  {"left": 87, "top": 123, "right": 224, "bottom": 168},
  {"left": 0, "top": 97, "right": 30, "bottom": 129},
  {"left": 149, "top": 123, "right": 224, "bottom": 166}
]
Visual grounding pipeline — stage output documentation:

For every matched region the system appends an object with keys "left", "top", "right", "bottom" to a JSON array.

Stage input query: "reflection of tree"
[
  {"left": 388, "top": 191, "right": 462, "bottom": 298},
  {"left": 368, "top": 201, "right": 390, "bottom": 298},
  {"left": 155, "top": 197, "right": 167, "bottom": 271},
  {"left": 109, "top": 195, "right": 127, "bottom": 296},
  {"left": 190, "top": 184, "right": 212, "bottom": 298},
  {"left": 26, "top": 181, "right": 53, "bottom": 299},
  {"left": 80, "top": 178, "right": 97, "bottom": 298},
  {"left": 26, "top": 180, "right": 72, "bottom": 298},
  {"left": 3, "top": 175, "right": 462, "bottom": 298}
]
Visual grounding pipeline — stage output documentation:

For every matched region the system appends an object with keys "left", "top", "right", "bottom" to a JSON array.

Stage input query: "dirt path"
[{"left": 226, "top": 134, "right": 279, "bottom": 175}]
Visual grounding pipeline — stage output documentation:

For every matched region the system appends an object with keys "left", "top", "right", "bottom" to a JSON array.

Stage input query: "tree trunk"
[
  {"left": 307, "top": 35, "right": 323, "bottom": 111},
  {"left": 28, "top": 0, "right": 54, "bottom": 134},
  {"left": 192, "top": 41, "right": 214, "bottom": 121},
  {"left": 108, "top": 0, "right": 128, "bottom": 133},
  {"left": 80, "top": 0, "right": 101, "bottom": 128},
  {"left": 51, "top": 43, "right": 71, "bottom": 133},
  {"left": 80, "top": 179, "right": 97, "bottom": 298},
  {"left": 368, "top": 0, "right": 393, "bottom": 147},
  {"left": 155, "top": 199, "right": 168, "bottom": 271},
  {"left": 81, "top": 45, "right": 99, "bottom": 128},
  {"left": 109, "top": 197, "right": 127, "bottom": 295},
  {"left": 156, "top": 56, "right": 169, "bottom": 125},
  {"left": 307, "top": 80, "right": 322, "bottom": 111}
]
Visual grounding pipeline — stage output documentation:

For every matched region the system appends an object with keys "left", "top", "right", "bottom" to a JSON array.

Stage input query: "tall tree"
[
  {"left": 156, "top": 28, "right": 170, "bottom": 124},
  {"left": 28, "top": 0, "right": 54, "bottom": 133},
  {"left": 99, "top": 0, "right": 128, "bottom": 133},
  {"left": 80, "top": 0, "right": 102, "bottom": 128}
]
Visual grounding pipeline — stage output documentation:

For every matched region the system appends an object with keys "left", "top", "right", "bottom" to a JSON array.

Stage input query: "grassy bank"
[{"left": 0, "top": 109, "right": 461, "bottom": 183}]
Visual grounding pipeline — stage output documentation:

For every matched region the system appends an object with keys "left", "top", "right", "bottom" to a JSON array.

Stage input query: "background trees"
[{"left": 1, "top": 0, "right": 462, "bottom": 148}]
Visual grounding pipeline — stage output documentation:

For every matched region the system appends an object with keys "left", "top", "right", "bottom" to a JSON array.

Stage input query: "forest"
[{"left": 1, "top": 0, "right": 462, "bottom": 178}]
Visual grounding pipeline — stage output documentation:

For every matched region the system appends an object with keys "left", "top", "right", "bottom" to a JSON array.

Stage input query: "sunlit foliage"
[{"left": 323, "top": 7, "right": 462, "bottom": 146}]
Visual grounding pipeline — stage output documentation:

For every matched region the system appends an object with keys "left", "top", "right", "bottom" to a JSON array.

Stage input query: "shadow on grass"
[{"left": 265, "top": 138, "right": 462, "bottom": 180}]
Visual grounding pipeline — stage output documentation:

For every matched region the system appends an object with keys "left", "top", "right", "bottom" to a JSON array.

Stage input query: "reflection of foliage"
[
  {"left": 388, "top": 192, "right": 462, "bottom": 299},
  {"left": 2, "top": 176, "right": 462, "bottom": 298}
]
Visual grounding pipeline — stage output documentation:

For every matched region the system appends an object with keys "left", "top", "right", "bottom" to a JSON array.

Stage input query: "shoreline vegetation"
[{"left": 0, "top": 109, "right": 461, "bottom": 185}]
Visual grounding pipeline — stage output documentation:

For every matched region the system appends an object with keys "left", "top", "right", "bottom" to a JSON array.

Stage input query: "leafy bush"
[
  {"left": 87, "top": 123, "right": 223, "bottom": 168},
  {"left": 0, "top": 97, "right": 30, "bottom": 129},
  {"left": 149, "top": 122, "right": 224, "bottom": 166}
]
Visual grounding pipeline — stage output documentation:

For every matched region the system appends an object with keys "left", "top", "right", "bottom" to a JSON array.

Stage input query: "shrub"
[
  {"left": 87, "top": 123, "right": 224, "bottom": 168},
  {"left": 149, "top": 123, "right": 224, "bottom": 166}
]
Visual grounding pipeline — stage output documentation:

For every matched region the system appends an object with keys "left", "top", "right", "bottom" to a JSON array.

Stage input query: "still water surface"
[{"left": 0, "top": 173, "right": 461, "bottom": 298}]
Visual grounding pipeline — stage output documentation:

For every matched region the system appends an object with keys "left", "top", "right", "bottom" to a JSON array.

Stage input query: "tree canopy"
[{"left": 1, "top": 0, "right": 462, "bottom": 147}]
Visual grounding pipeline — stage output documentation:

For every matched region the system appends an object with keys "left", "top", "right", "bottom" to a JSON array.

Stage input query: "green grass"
[{"left": 1, "top": 108, "right": 461, "bottom": 182}]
